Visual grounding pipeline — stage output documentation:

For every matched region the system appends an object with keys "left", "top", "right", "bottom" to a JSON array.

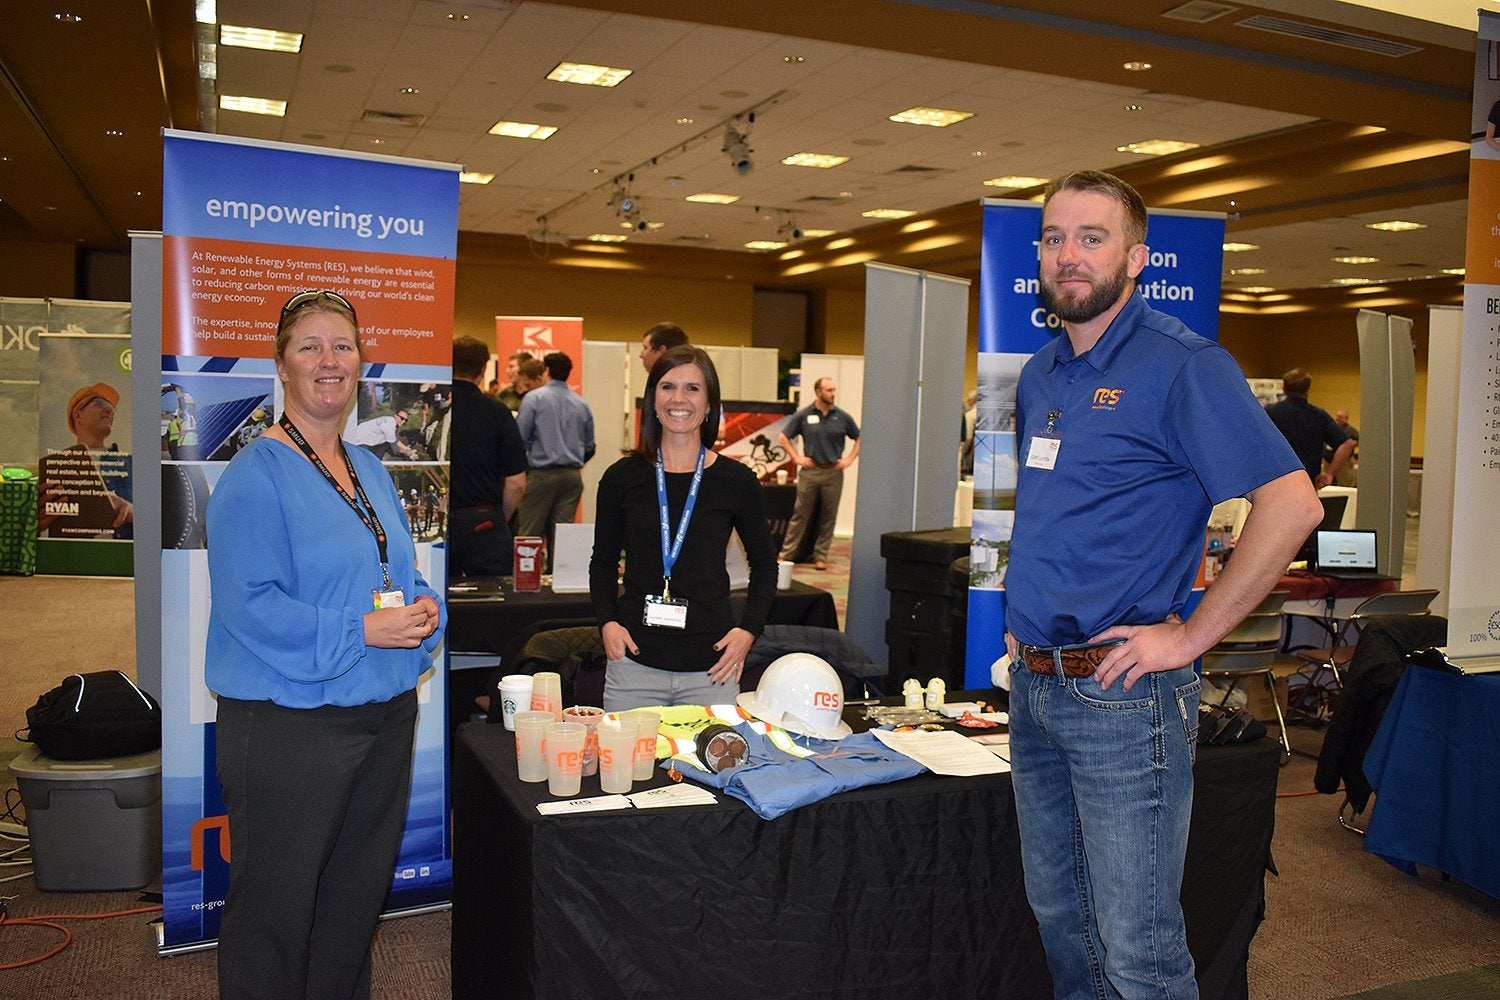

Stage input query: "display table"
[
  {"left": 1364, "top": 666, "right": 1500, "bottom": 900},
  {"left": 1278, "top": 572, "right": 1398, "bottom": 654},
  {"left": 446, "top": 581, "right": 839, "bottom": 732},
  {"left": 451, "top": 715, "right": 1281, "bottom": 999}
]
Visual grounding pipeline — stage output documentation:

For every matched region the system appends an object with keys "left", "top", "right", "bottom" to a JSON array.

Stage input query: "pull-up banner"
[
  {"left": 158, "top": 130, "right": 458, "bottom": 952},
  {"left": 966, "top": 198, "right": 1225, "bottom": 686}
]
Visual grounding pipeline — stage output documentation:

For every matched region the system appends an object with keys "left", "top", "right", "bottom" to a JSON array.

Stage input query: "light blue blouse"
[{"left": 205, "top": 436, "right": 444, "bottom": 708}]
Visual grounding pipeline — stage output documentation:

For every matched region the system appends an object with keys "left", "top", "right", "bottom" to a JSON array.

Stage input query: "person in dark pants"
[
  {"left": 449, "top": 335, "right": 528, "bottom": 576},
  {"left": 777, "top": 376, "right": 860, "bottom": 570},
  {"left": 205, "top": 290, "right": 444, "bottom": 1000}
]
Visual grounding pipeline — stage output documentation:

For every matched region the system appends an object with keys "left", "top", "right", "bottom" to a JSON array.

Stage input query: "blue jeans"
[{"left": 1008, "top": 658, "right": 1202, "bottom": 1000}]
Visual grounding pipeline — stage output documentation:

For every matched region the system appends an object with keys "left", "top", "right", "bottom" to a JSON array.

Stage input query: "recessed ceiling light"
[
  {"left": 1124, "top": 103, "right": 1144, "bottom": 112},
  {"left": 619, "top": 220, "right": 665, "bottom": 231},
  {"left": 1331, "top": 255, "right": 1379, "bottom": 264},
  {"left": 220, "top": 25, "right": 303, "bottom": 52},
  {"left": 1117, "top": 139, "right": 1199, "bottom": 156},
  {"left": 458, "top": 171, "right": 493, "bottom": 184},
  {"left": 220, "top": 95, "right": 287, "bottom": 117},
  {"left": 676, "top": 117, "right": 695, "bottom": 125},
  {"left": 983, "top": 175, "right": 1049, "bottom": 190},
  {"left": 800, "top": 229, "right": 835, "bottom": 239},
  {"left": 1237, "top": 286, "right": 1277, "bottom": 294},
  {"left": 587, "top": 233, "right": 629, "bottom": 243},
  {"left": 1329, "top": 277, "right": 1375, "bottom": 286},
  {"left": 685, "top": 193, "right": 740, "bottom": 204},
  {"left": 862, "top": 208, "right": 916, "bottom": 220},
  {"left": 104, "top": 128, "right": 124, "bottom": 137},
  {"left": 547, "top": 62, "right": 632, "bottom": 88},
  {"left": 446, "top": 12, "right": 470, "bottom": 20},
  {"left": 1223, "top": 242, "right": 1261, "bottom": 253},
  {"left": 745, "top": 240, "right": 788, "bottom": 251},
  {"left": 1123, "top": 61, "right": 1152, "bottom": 71},
  {"left": 53, "top": 12, "right": 82, "bottom": 23},
  {"left": 782, "top": 152, "right": 849, "bottom": 168},
  {"left": 783, "top": 55, "right": 805, "bottom": 64},
  {"left": 1365, "top": 220, "right": 1426, "bottom": 232},
  {"left": 370, "top": 137, "right": 386, "bottom": 145},
  {"left": 889, "top": 107, "right": 974, "bottom": 127},
  {"left": 1229, "top": 267, "right": 1266, "bottom": 276},
  {"left": 399, "top": 86, "right": 419, "bottom": 95},
  {"left": 488, "top": 120, "right": 558, "bottom": 140},
  {"left": 1441, "top": 267, "right": 1466, "bottom": 275}
]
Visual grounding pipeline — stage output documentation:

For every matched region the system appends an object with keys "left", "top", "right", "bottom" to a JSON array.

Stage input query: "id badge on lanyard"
[
  {"left": 649, "top": 445, "right": 705, "bottom": 630},
  {"left": 1025, "top": 410, "right": 1062, "bottom": 471}
]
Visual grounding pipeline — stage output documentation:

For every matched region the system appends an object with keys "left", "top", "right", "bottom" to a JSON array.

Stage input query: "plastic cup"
[
  {"left": 544, "top": 721, "right": 587, "bottom": 797},
  {"left": 775, "top": 469, "right": 788, "bottom": 485},
  {"left": 627, "top": 710, "right": 662, "bottom": 781},
  {"left": 596, "top": 718, "right": 637, "bottom": 794},
  {"left": 563, "top": 705, "right": 606, "bottom": 776},
  {"left": 531, "top": 671, "right": 563, "bottom": 721},
  {"left": 498, "top": 674, "right": 534, "bottom": 731},
  {"left": 514, "top": 710, "right": 552, "bottom": 783},
  {"left": 776, "top": 559, "right": 794, "bottom": 590}
]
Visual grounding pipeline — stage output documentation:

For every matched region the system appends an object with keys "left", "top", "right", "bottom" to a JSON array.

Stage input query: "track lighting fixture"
[{"left": 724, "top": 114, "right": 754, "bottom": 176}]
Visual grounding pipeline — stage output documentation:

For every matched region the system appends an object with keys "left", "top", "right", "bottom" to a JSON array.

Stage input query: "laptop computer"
[{"left": 1313, "top": 528, "right": 1395, "bottom": 580}]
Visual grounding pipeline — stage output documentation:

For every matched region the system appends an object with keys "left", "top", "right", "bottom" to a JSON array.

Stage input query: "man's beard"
[{"left": 1042, "top": 261, "right": 1130, "bottom": 323}]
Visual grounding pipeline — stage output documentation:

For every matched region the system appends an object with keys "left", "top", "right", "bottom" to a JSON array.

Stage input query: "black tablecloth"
[{"left": 452, "top": 712, "right": 1279, "bottom": 999}]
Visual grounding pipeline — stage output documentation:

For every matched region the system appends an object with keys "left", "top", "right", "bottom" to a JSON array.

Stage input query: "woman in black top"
[{"left": 590, "top": 346, "right": 777, "bottom": 711}]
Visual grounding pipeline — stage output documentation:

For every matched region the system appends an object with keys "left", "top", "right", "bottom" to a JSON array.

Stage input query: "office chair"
[
  {"left": 1291, "top": 589, "right": 1440, "bottom": 710},
  {"left": 1200, "top": 589, "right": 1293, "bottom": 761}
]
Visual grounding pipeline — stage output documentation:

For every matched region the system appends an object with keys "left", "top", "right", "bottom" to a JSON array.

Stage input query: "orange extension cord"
[{"left": 0, "top": 904, "right": 163, "bottom": 970}]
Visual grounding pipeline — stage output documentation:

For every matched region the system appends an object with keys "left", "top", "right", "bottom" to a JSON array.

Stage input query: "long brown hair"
[{"left": 634, "top": 346, "right": 721, "bottom": 460}]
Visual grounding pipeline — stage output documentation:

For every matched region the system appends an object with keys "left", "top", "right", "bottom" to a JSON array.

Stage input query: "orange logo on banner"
[{"left": 497, "top": 316, "right": 584, "bottom": 393}]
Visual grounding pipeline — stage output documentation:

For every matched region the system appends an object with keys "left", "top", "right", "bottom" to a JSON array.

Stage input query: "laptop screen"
[{"left": 1315, "top": 529, "right": 1378, "bottom": 571}]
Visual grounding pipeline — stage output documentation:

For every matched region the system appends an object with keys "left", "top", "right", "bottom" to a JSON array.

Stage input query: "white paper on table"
[
  {"left": 871, "top": 727, "right": 1012, "bottom": 776},
  {"left": 627, "top": 784, "right": 719, "bottom": 809},
  {"left": 535, "top": 794, "right": 633, "bottom": 816}
]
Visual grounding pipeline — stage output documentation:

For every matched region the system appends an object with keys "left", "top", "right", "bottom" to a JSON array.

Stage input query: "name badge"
[
  {"left": 806, "top": 414, "right": 820, "bottom": 425},
  {"left": 644, "top": 595, "right": 689, "bottom": 629},
  {"left": 374, "top": 588, "right": 407, "bottom": 609},
  {"left": 1025, "top": 435, "right": 1061, "bottom": 470}
]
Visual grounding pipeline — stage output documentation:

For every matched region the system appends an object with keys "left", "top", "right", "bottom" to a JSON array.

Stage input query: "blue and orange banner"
[
  {"left": 965, "top": 198, "right": 1225, "bottom": 685},
  {"left": 158, "top": 131, "right": 458, "bottom": 952}
]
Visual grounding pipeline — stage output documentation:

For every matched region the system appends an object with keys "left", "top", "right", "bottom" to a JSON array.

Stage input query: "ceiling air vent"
[
  {"left": 1235, "top": 14, "right": 1421, "bottom": 57},
  {"left": 799, "top": 195, "right": 845, "bottom": 203},
  {"left": 361, "top": 109, "right": 430, "bottom": 127},
  {"left": 1160, "top": 2, "right": 1239, "bottom": 24},
  {"left": 891, "top": 164, "right": 945, "bottom": 173}
]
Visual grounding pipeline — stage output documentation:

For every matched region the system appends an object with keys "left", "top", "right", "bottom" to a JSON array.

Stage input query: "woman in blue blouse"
[{"left": 205, "top": 290, "right": 444, "bottom": 1000}]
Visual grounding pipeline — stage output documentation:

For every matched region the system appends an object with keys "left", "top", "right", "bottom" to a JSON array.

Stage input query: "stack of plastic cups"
[
  {"left": 514, "top": 710, "right": 552, "bottom": 783},
  {"left": 628, "top": 710, "right": 662, "bottom": 782},
  {"left": 597, "top": 716, "right": 636, "bottom": 794},
  {"left": 531, "top": 671, "right": 563, "bottom": 721},
  {"left": 544, "top": 721, "right": 586, "bottom": 797}
]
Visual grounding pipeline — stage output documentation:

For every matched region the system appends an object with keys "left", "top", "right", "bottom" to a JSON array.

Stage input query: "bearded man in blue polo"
[{"left": 1003, "top": 170, "right": 1321, "bottom": 999}]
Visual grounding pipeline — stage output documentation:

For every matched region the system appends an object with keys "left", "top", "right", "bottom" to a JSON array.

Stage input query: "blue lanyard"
[{"left": 656, "top": 446, "right": 705, "bottom": 598}]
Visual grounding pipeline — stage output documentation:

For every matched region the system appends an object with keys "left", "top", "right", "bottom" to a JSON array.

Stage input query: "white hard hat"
[{"left": 736, "top": 652, "right": 851, "bottom": 740}]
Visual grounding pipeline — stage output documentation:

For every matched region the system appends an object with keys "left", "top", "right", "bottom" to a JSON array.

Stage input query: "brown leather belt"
[{"left": 1019, "top": 642, "right": 1118, "bottom": 678}]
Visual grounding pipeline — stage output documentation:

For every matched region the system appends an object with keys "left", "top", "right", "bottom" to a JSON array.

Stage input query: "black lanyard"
[{"left": 279, "top": 414, "right": 392, "bottom": 589}]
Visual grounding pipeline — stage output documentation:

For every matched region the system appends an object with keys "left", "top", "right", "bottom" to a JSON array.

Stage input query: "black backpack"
[{"left": 18, "top": 671, "right": 162, "bottom": 761}]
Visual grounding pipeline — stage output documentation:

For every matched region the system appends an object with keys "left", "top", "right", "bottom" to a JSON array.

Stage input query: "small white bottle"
[
  {"left": 903, "top": 677, "right": 924, "bottom": 709},
  {"left": 926, "top": 677, "right": 946, "bottom": 710}
]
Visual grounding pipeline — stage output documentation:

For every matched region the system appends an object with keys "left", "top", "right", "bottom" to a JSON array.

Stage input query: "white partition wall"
[
  {"left": 1417, "top": 307, "right": 1461, "bottom": 615},
  {"left": 795, "top": 353, "right": 865, "bottom": 537},
  {"left": 628, "top": 344, "right": 778, "bottom": 403},
  {"left": 844, "top": 262, "right": 971, "bottom": 667},
  {"left": 1354, "top": 309, "right": 1415, "bottom": 577},
  {"left": 580, "top": 341, "right": 631, "bottom": 524}
]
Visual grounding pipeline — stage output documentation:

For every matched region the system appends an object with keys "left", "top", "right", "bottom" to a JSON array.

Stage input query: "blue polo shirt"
[
  {"left": 784, "top": 404, "right": 859, "bottom": 464},
  {"left": 1006, "top": 293, "right": 1299, "bottom": 647}
]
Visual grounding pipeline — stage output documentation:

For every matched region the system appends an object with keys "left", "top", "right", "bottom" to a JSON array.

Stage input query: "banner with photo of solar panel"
[{"left": 157, "top": 130, "right": 458, "bottom": 952}]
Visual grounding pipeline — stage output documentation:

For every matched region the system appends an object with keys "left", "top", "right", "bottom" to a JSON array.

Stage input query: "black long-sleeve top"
[{"left": 590, "top": 453, "right": 777, "bottom": 671}]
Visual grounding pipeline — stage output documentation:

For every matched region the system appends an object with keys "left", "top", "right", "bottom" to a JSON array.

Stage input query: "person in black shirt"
[
  {"left": 590, "top": 346, "right": 776, "bottom": 711},
  {"left": 449, "top": 336, "right": 528, "bottom": 575},
  {"left": 1264, "top": 368, "right": 1354, "bottom": 489}
]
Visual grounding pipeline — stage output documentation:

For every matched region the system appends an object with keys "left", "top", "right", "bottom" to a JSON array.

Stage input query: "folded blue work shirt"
[{"left": 668, "top": 723, "right": 927, "bottom": 820}]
